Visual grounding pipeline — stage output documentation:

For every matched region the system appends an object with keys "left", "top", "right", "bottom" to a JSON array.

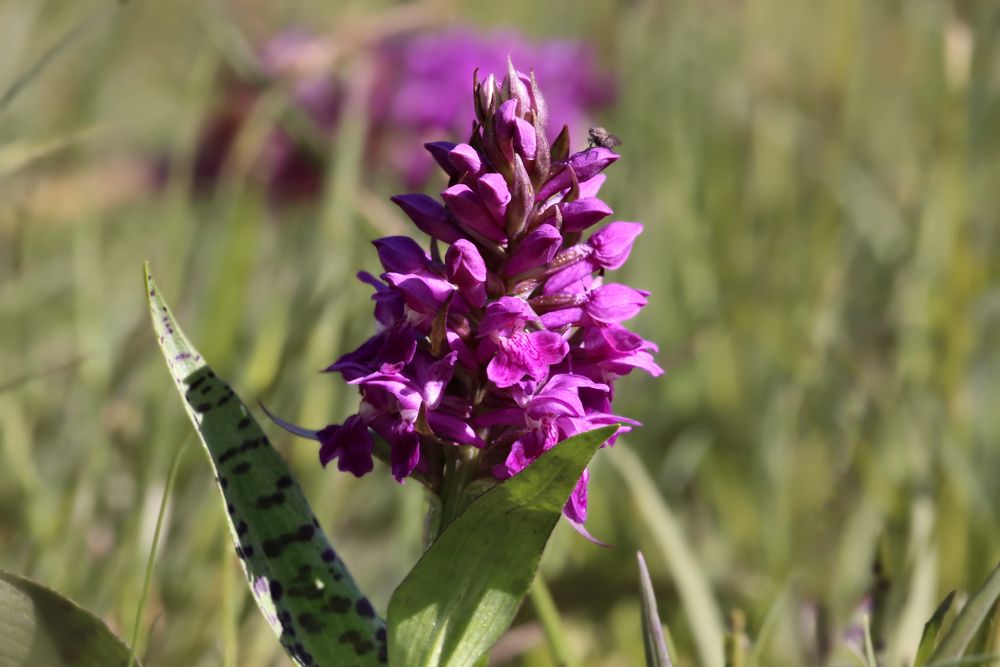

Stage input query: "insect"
[{"left": 588, "top": 126, "right": 622, "bottom": 150}]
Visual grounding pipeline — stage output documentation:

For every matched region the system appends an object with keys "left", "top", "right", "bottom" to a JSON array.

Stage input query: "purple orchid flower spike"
[{"left": 277, "top": 58, "right": 658, "bottom": 541}]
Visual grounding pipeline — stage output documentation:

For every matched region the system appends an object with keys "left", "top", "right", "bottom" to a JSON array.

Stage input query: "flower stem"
[
  {"left": 128, "top": 439, "right": 190, "bottom": 667},
  {"left": 530, "top": 574, "right": 579, "bottom": 667},
  {"left": 436, "top": 445, "right": 479, "bottom": 537}
]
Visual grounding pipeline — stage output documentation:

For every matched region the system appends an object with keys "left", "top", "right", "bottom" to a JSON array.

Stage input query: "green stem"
[
  {"left": 423, "top": 491, "right": 443, "bottom": 551},
  {"left": 128, "top": 439, "right": 190, "bottom": 667},
  {"left": 531, "top": 575, "right": 579, "bottom": 667},
  {"left": 436, "top": 445, "right": 479, "bottom": 536}
]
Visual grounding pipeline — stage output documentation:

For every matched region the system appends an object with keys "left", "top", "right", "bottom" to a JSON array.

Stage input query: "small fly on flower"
[{"left": 588, "top": 126, "right": 622, "bottom": 149}]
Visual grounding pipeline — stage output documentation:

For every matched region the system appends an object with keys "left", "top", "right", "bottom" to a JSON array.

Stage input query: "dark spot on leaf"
[
  {"left": 219, "top": 437, "right": 264, "bottom": 464},
  {"left": 292, "top": 643, "right": 314, "bottom": 665},
  {"left": 256, "top": 491, "right": 286, "bottom": 509},
  {"left": 269, "top": 579, "right": 283, "bottom": 602},
  {"left": 338, "top": 630, "right": 375, "bottom": 655},
  {"left": 287, "top": 583, "right": 324, "bottom": 601},
  {"left": 297, "top": 612, "right": 325, "bottom": 634},
  {"left": 356, "top": 598, "right": 375, "bottom": 618},
  {"left": 322, "top": 595, "right": 352, "bottom": 614}
]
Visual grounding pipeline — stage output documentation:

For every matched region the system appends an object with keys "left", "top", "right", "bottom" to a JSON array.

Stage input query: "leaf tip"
[{"left": 143, "top": 261, "right": 157, "bottom": 300}]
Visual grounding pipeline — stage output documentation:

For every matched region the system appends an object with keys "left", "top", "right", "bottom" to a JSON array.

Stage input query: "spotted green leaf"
[
  {"left": 637, "top": 552, "right": 673, "bottom": 667},
  {"left": 144, "top": 265, "right": 386, "bottom": 667},
  {"left": 0, "top": 570, "right": 137, "bottom": 667},
  {"left": 387, "top": 424, "right": 619, "bottom": 667},
  {"left": 930, "top": 561, "right": 1000, "bottom": 664}
]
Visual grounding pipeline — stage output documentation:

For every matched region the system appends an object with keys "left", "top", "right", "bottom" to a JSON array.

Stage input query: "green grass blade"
[
  {"left": 931, "top": 563, "right": 1000, "bottom": 663},
  {"left": 144, "top": 264, "right": 386, "bottom": 667},
  {"left": 0, "top": 570, "right": 138, "bottom": 666},
  {"left": 609, "top": 443, "right": 726, "bottom": 667},
  {"left": 0, "top": 5, "right": 117, "bottom": 118},
  {"left": 927, "top": 654, "right": 1000, "bottom": 667},
  {"left": 387, "top": 425, "right": 619, "bottom": 667},
  {"left": 637, "top": 551, "right": 673, "bottom": 667},
  {"left": 915, "top": 591, "right": 956, "bottom": 667},
  {"left": 127, "top": 438, "right": 190, "bottom": 667},
  {"left": 529, "top": 575, "right": 579, "bottom": 667},
  {"left": 863, "top": 615, "right": 878, "bottom": 667}
]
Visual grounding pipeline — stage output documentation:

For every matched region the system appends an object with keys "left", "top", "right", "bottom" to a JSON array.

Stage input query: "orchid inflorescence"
[{"left": 290, "top": 59, "right": 662, "bottom": 534}]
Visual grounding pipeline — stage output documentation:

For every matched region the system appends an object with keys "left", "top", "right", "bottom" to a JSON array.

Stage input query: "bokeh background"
[{"left": 3, "top": 0, "right": 1000, "bottom": 665}]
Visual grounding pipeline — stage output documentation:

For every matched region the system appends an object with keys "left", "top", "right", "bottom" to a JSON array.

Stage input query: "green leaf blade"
[
  {"left": 930, "top": 562, "right": 1000, "bottom": 664},
  {"left": 915, "top": 590, "right": 956, "bottom": 667},
  {"left": 387, "top": 425, "right": 619, "bottom": 667},
  {"left": 144, "top": 264, "right": 386, "bottom": 667},
  {"left": 609, "top": 443, "right": 726, "bottom": 667},
  {"left": 637, "top": 551, "right": 673, "bottom": 667},
  {"left": 0, "top": 570, "right": 137, "bottom": 667}
]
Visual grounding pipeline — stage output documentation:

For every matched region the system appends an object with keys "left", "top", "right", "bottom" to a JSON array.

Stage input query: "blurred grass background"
[{"left": 3, "top": 0, "right": 1000, "bottom": 665}]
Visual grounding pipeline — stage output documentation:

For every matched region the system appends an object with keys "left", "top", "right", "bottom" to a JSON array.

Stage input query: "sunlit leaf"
[
  {"left": 637, "top": 551, "right": 673, "bottom": 667},
  {"left": 915, "top": 591, "right": 955, "bottom": 667},
  {"left": 145, "top": 264, "right": 386, "bottom": 667},
  {"left": 966, "top": 597, "right": 1000, "bottom": 661},
  {"left": 0, "top": 570, "right": 137, "bottom": 667},
  {"left": 387, "top": 425, "right": 618, "bottom": 667},
  {"left": 930, "top": 562, "right": 1000, "bottom": 663}
]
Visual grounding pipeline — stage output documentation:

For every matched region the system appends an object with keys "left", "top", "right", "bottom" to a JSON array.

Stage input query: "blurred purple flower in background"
[
  {"left": 279, "top": 59, "right": 659, "bottom": 537},
  {"left": 188, "top": 27, "right": 615, "bottom": 205},
  {"left": 368, "top": 27, "right": 615, "bottom": 188}
]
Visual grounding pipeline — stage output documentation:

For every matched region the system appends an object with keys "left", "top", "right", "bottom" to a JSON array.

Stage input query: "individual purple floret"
[
  {"left": 188, "top": 27, "right": 614, "bottom": 205},
  {"left": 284, "top": 59, "right": 660, "bottom": 537}
]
